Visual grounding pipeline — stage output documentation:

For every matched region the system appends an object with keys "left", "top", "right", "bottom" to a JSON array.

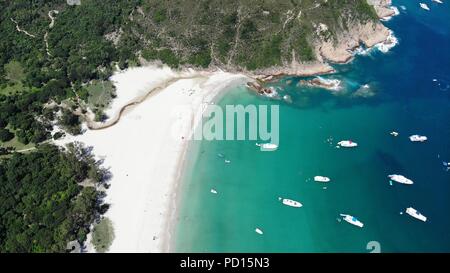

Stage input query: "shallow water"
[{"left": 175, "top": 0, "right": 450, "bottom": 252}]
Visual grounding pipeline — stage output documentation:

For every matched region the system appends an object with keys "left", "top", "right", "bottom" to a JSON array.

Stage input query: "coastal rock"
[
  {"left": 298, "top": 77, "right": 342, "bottom": 91},
  {"left": 317, "top": 21, "right": 390, "bottom": 63},
  {"left": 376, "top": 7, "right": 396, "bottom": 19},
  {"left": 254, "top": 61, "right": 335, "bottom": 79},
  {"left": 246, "top": 82, "right": 278, "bottom": 98},
  {"left": 315, "top": 0, "right": 395, "bottom": 64},
  {"left": 201, "top": 1, "right": 396, "bottom": 83},
  {"left": 367, "top": 0, "right": 396, "bottom": 19},
  {"left": 359, "top": 22, "right": 391, "bottom": 48},
  {"left": 318, "top": 39, "right": 358, "bottom": 64}
]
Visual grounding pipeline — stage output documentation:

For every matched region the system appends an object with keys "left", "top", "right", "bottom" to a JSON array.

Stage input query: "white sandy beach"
[{"left": 56, "top": 65, "right": 249, "bottom": 252}]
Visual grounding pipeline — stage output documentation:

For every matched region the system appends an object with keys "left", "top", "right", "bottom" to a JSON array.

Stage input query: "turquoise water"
[{"left": 175, "top": 0, "right": 450, "bottom": 253}]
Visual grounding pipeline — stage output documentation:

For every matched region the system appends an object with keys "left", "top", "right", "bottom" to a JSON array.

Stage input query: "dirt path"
[
  {"left": 16, "top": 147, "right": 36, "bottom": 153},
  {"left": 45, "top": 10, "right": 59, "bottom": 57},
  {"left": 227, "top": 7, "right": 247, "bottom": 66},
  {"left": 48, "top": 10, "right": 59, "bottom": 29},
  {"left": 10, "top": 18, "right": 36, "bottom": 38}
]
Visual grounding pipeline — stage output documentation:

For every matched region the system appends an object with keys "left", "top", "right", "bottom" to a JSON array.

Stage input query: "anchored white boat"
[
  {"left": 432, "top": 0, "right": 443, "bottom": 4},
  {"left": 340, "top": 214, "right": 364, "bottom": 228},
  {"left": 420, "top": 3, "right": 430, "bottom": 10},
  {"left": 210, "top": 189, "right": 218, "bottom": 194},
  {"left": 406, "top": 207, "right": 427, "bottom": 222},
  {"left": 337, "top": 140, "right": 358, "bottom": 148},
  {"left": 256, "top": 143, "right": 278, "bottom": 151},
  {"left": 255, "top": 228, "right": 264, "bottom": 235},
  {"left": 224, "top": 159, "right": 231, "bottom": 164},
  {"left": 390, "top": 131, "right": 399, "bottom": 137},
  {"left": 278, "top": 197, "right": 302, "bottom": 208},
  {"left": 409, "top": 135, "right": 428, "bottom": 142},
  {"left": 314, "top": 176, "right": 331, "bottom": 183},
  {"left": 388, "top": 174, "right": 414, "bottom": 185}
]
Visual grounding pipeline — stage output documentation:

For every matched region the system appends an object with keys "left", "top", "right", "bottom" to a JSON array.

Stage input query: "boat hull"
[{"left": 338, "top": 141, "right": 358, "bottom": 148}]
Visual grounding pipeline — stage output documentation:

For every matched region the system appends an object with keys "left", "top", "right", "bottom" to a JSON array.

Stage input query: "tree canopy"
[{"left": 0, "top": 143, "right": 108, "bottom": 253}]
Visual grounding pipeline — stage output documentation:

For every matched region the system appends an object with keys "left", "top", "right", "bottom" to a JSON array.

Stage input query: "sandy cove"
[{"left": 56, "top": 65, "right": 249, "bottom": 252}]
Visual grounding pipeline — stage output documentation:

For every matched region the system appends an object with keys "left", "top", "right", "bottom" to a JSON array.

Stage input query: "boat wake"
[{"left": 432, "top": 78, "right": 450, "bottom": 92}]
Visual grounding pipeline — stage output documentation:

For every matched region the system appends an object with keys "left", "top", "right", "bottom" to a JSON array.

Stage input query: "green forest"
[{"left": 0, "top": 143, "right": 108, "bottom": 252}]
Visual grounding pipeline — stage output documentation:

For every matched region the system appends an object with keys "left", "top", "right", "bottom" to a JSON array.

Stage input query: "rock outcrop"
[
  {"left": 316, "top": 21, "right": 390, "bottom": 63},
  {"left": 367, "top": 0, "right": 396, "bottom": 19},
  {"left": 313, "top": 0, "right": 394, "bottom": 64}
]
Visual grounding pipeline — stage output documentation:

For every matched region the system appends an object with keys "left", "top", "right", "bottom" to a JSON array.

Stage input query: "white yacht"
[
  {"left": 409, "top": 135, "right": 428, "bottom": 142},
  {"left": 388, "top": 174, "right": 414, "bottom": 185},
  {"left": 406, "top": 207, "right": 427, "bottom": 222},
  {"left": 314, "top": 176, "right": 331, "bottom": 183},
  {"left": 337, "top": 140, "right": 358, "bottom": 148},
  {"left": 210, "top": 189, "right": 218, "bottom": 194},
  {"left": 390, "top": 131, "right": 399, "bottom": 137},
  {"left": 340, "top": 214, "right": 364, "bottom": 228},
  {"left": 420, "top": 3, "right": 430, "bottom": 10},
  {"left": 255, "top": 228, "right": 264, "bottom": 235},
  {"left": 278, "top": 197, "right": 303, "bottom": 208},
  {"left": 256, "top": 143, "right": 278, "bottom": 151}
]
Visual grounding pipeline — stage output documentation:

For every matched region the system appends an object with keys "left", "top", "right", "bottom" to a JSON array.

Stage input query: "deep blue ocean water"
[{"left": 175, "top": 0, "right": 450, "bottom": 252}]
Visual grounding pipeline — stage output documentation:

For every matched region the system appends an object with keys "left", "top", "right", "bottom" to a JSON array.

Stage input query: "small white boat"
[
  {"left": 255, "top": 228, "right": 264, "bottom": 235},
  {"left": 420, "top": 3, "right": 430, "bottom": 10},
  {"left": 210, "top": 189, "right": 218, "bottom": 194},
  {"left": 256, "top": 143, "right": 278, "bottom": 151},
  {"left": 337, "top": 140, "right": 358, "bottom": 148},
  {"left": 224, "top": 159, "right": 231, "bottom": 164},
  {"left": 314, "top": 176, "right": 331, "bottom": 183},
  {"left": 340, "top": 214, "right": 364, "bottom": 228},
  {"left": 409, "top": 135, "right": 428, "bottom": 142},
  {"left": 406, "top": 207, "right": 427, "bottom": 222},
  {"left": 390, "top": 131, "right": 399, "bottom": 137},
  {"left": 278, "top": 197, "right": 302, "bottom": 208},
  {"left": 432, "top": 0, "right": 443, "bottom": 4},
  {"left": 388, "top": 174, "right": 414, "bottom": 185}
]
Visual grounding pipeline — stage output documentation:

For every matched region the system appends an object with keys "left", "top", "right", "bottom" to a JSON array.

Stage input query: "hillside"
[
  {"left": 0, "top": 0, "right": 392, "bottom": 148},
  {"left": 1, "top": 0, "right": 387, "bottom": 83}
]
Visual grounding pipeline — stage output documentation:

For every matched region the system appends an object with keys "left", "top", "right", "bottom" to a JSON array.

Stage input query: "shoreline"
[
  {"left": 162, "top": 77, "right": 249, "bottom": 253},
  {"left": 55, "top": 65, "right": 250, "bottom": 252}
]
